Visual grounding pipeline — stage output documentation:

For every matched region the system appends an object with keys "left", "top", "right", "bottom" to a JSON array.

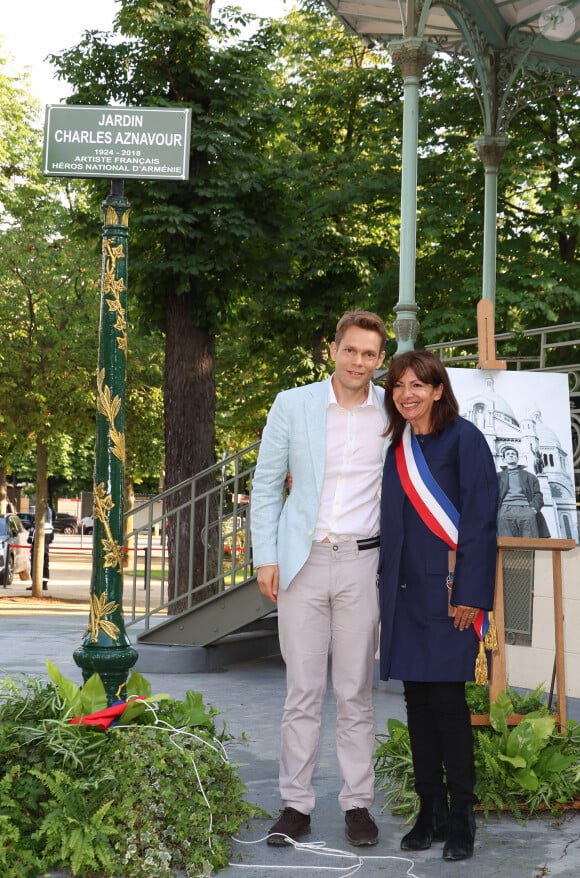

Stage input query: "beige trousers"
[{"left": 277, "top": 540, "right": 380, "bottom": 814}]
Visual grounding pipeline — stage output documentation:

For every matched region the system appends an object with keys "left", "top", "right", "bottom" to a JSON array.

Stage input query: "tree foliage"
[
  {"left": 2, "top": 0, "right": 576, "bottom": 497},
  {"left": 0, "top": 39, "right": 42, "bottom": 216},
  {"left": 50, "top": 1, "right": 287, "bottom": 487},
  {"left": 409, "top": 58, "right": 580, "bottom": 347},
  {"left": 216, "top": 0, "right": 403, "bottom": 446},
  {"left": 0, "top": 54, "right": 98, "bottom": 499},
  {"left": 0, "top": 178, "right": 100, "bottom": 589},
  {"left": 0, "top": 34, "right": 167, "bottom": 508},
  {"left": 216, "top": 14, "right": 579, "bottom": 446}
]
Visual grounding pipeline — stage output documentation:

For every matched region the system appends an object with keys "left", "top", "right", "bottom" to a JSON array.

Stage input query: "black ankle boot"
[
  {"left": 401, "top": 795, "right": 449, "bottom": 851},
  {"left": 442, "top": 800, "right": 475, "bottom": 860}
]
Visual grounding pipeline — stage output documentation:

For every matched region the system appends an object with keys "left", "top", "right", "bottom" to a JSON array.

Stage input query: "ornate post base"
[
  {"left": 393, "top": 303, "right": 420, "bottom": 354},
  {"left": 73, "top": 644, "right": 138, "bottom": 703}
]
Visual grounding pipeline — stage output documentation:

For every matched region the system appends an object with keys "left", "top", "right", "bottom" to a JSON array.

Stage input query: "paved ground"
[{"left": 1, "top": 544, "right": 579, "bottom": 877}]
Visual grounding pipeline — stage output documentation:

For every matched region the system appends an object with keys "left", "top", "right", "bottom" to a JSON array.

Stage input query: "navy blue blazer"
[{"left": 378, "top": 417, "right": 498, "bottom": 682}]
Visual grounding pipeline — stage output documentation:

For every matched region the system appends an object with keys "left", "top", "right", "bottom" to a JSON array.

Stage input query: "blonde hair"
[{"left": 334, "top": 310, "right": 387, "bottom": 350}]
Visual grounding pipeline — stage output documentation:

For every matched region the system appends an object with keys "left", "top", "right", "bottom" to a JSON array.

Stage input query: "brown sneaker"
[
  {"left": 345, "top": 807, "right": 378, "bottom": 846},
  {"left": 267, "top": 807, "right": 311, "bottom": 846}
]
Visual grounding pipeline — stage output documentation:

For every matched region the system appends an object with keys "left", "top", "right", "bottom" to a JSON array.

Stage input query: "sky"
[{"left": 1, "top": 0, "right": 292, "bottom": 108}]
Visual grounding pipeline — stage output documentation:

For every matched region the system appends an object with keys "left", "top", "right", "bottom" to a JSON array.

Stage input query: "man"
[
  {"left": 251, "top": 310, "right": 387, "bottom": 847},
  {"left": 497, "top": 446, "right": 550, "bottom": 538}
]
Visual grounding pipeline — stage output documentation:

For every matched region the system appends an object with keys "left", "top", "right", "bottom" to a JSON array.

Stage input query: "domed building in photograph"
[{"left": 456, "top": 374, "right": 577, "bottom": 541}]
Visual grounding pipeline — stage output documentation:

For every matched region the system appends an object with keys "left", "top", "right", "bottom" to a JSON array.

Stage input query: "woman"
[{"left": 378, "top": 351, "right": 498, "bottom": 861}]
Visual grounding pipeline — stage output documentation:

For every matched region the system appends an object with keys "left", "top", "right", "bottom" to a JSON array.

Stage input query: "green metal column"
[
  {"left": 74, "top": 180, "right": 138, "bottom": 704},
  {"left": 474, "top": 136, "right": 510, "bottom": 305},
  {"left": 390, "top": 39, "right": 433, "bottom": 353}
]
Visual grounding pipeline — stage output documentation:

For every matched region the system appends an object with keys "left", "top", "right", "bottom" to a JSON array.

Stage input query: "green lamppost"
[
  {"left": 42, "top": 104, "right": 190, "bottom": 703},
  {"left": 73, "top": 180, "right": 138, "bottom": 703}
]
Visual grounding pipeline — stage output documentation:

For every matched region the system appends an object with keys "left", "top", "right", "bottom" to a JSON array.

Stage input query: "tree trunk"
[
  {"left": 312, "top": 327, "right": 328, "bottom": 365},
  {"left": 164, "top": 290, "right": 217, "bottom": 611},
  {"left": 31, "top": 439, "right": 49, "bottom": 597},
  {"left": 0, "top": 467, "right": 8, "bottom": 515}
]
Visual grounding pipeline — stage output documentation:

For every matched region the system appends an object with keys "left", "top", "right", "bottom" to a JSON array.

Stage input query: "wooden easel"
[
  {"left": 478, "top": 537, "right": 576, "bottom": 731},
  {"left": 477, "top": 298, "right": 506, "bottom": 370},
  {"left": 471, "top": 300, "right": 575, "bottom": 731}
]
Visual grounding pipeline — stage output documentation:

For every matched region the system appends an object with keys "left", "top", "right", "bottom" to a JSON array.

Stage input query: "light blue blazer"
[{"left": 250, "top": 378, "right": 387, "bottom": 591}]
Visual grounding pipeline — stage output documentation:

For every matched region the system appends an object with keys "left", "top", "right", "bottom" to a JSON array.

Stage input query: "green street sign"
[{"left": 43, "top": 105, "right": 192, "bottom": 180}]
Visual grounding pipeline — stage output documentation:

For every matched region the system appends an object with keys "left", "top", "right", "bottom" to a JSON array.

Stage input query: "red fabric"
[{"left": 69, "top": 696, "right": 146, "bottom": 730}]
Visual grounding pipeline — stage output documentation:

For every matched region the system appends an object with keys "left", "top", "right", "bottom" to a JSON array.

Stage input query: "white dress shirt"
[{"left": 313, "top": 379, "right": 385, "bottom": 541}]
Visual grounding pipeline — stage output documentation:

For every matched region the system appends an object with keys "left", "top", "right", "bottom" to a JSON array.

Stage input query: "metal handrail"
[
  {"left": 123, "top": 442, "right": 259, "bottom": 630},
  {"left": 426, "top": 321, "right": 580, "bottom": 369}
]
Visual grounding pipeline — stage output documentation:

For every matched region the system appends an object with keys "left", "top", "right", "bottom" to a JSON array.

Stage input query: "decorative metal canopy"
[
  {"left": 326, "top": 1, "right": 579, "bottom": 134},
  {"left": 323, "top": 1, "right": 580, "bottom": 353},
  {"left": 324, "top": 1, "right": 580, "bottom": 77}
]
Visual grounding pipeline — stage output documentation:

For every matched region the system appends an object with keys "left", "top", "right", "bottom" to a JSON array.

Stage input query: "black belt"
[{"left": 356, "top": 535, "right": 380, "bottom": 550}]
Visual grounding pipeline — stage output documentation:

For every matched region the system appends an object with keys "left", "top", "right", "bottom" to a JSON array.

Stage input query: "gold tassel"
[
  {"left": 484, "top": 611, "right": 498, "bottom": 653},
  {"left": 475, "top": 640, "right": 488, "bottom": 685}
]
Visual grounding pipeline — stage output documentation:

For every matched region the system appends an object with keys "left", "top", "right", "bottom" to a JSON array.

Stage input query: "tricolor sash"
[
  {"left": 394, "top": 423, "right": 496, "bottom": 683},
  {"left": 395, "top": 423, "right": 459, "bottom": 549}
]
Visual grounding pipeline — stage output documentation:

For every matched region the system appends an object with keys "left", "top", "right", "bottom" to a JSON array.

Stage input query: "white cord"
[
  {"left": 229, "top": 834, "right": 425, "bottom": 878},
  {"left": 121, "top": 700, "right": 425, "bottom": 878}
]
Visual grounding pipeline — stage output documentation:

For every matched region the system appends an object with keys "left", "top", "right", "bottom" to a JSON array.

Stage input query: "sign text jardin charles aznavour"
[{"left": 43, "top": 104, "right": 192, "bottom": 180}]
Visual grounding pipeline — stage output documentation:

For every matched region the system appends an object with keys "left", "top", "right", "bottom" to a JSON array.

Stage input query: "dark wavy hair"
[{"left": 384, "top": 350, "right": 459, "bottom": 446}]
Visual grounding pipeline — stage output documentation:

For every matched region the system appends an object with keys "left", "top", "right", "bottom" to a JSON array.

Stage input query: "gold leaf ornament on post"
[
  {"left": 93, "top": 481, "right": 123, "bottom": 571},
  {"left": 96, "top": 369, "right": 126, "bottom": 466},
  {"left": 102, "top": 240, "right": 128, "bottom": 353},
  {"left": 84, "top": 593, "right": 121, "bottom": 644}
]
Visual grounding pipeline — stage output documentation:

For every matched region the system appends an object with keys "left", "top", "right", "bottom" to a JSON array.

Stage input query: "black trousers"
[
  {"left": 30, "top": 543, "right": 50, "bottom": 585},
  {"left": 403, "top": 680, "right": 475, "bottom": 803}
]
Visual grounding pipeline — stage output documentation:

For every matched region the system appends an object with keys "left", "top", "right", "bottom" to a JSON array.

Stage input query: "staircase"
[{"left": 123, "top": 441, "right": 276, "bottom": 648}]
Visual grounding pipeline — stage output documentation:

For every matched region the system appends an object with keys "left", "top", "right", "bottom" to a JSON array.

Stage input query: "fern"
[
  {"left": 0, "top": 814, "right": 41, "bottom": 878},
  {"left": 374, "top": 718, "right": 419, "bottom": 821},
  {"left": 31, "top": 768, "right": 118, "bottom": 874},
  {"left": 473, "top": 731, "right": 525, "bottom": 819}
]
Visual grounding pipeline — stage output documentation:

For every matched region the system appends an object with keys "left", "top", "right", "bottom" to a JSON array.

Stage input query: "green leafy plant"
[
  {"left": 474, "top": 690, "right": 580, "bottom": 818},
  {"left": 0, "top": 664, "right": 258, "bottom": 877},
  {"left": 32, "top": 771, "right": 118, "bottom": 874},
  {"left": 465, "top": 681, "right": 548, "bottom": 716},
  {"left": 374, "top": 718, "right": 417, "bottom": 823},
  {"left": 374, "top": 686, "right": 580, "bottom": 822}
]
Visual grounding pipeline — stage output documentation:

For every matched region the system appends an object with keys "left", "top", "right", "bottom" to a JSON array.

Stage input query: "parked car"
[
  {"left": 0, "top": 514, "right": 31, "bottom": 586},
  {"left": 78, "top": 515, "right": 93, "bottom": 535},
  {"left": 17, "top": 512, "right": 35, "bottom": 530},
  {"left": 53, "top": 513, "right": 79, "bottom": 535}
]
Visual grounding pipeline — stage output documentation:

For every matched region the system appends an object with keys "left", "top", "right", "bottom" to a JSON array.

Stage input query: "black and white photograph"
[{"left": 448, "top": 368, "right": 578, "bottom": 543}]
